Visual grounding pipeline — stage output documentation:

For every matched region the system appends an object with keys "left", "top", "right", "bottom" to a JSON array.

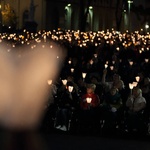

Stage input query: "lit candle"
[
  {"left": 145, "top": 58, "right": 149, "bottom": 63},
  {"left": 132, "top": 82, "right": 138, "bottom": 87},
  {"left": 44, "top": 35, "right": 46, "bottom": 42},
  {"left": 47, "top": 80, "right": 52, "bottom": 85},
  {"left": 110, "top": 66, "right": 114, "bottom": 70},
  {"left": 71, "top": 68, "right": 74, "bottom": 73},
  {"left": 106, "top": 61, "right": 109, "bottom": 64},
  {"left": 68, "top": 86, "right": 74, "bottom": 93},
  {"left": 62, "top": 79, "right": 67, "bottom": 85},
  {"left": 86, "top": 98, "right": 92, "bottom": 103},
  {"left": 68, "top": 60, "right": 71, "bottom": 64},
  {"left": 135, "top": 76, "right": 140, "bottom": 82},
  {"left": 94, "top": 54, "right": 97, "bottom": 58},
  {"left": 90, "top": 59, "right": 93, "bottom": 65},
  {"left": 116, "top": 47, "right": 120, "bottom": 51},
  {"left": 105, "top": 64, "right": 108, "bottom": 69},
  {"left": 129, "top": 83, "right": 134, "bottom": 90},
  {"left": 82, "top": 73, "right": 87, "bottom": 79},
  {"left": 112, "top": 61, "right": 115, "bottom": 64},
  {"left": 129, "top": 60, "right": 133, "bottom": 66}
]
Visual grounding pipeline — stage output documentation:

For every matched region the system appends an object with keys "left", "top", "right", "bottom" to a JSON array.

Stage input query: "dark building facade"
[{"left": 1, "top": 0, "right": 150, "bottom": 32}]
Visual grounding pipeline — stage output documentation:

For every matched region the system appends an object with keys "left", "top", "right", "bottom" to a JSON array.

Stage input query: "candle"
[
  {"left": 129, "top": 83, "right": 134, "bottom": 90},
  {"left": 145, "top": 58, "right": 149, "bottom": 63},
  {"left": 135, "top": 76, "right": 140, "bottom": 82},
  {"left": 129, "top": 60, "right": 133, "bottom": 66},
  {"left": 132, "top": 82, "right": 138, "bottom": 87},
  {"left": 94, "top": 54, "right": 97, "bottom": 58},
  {"left": 116, "top": 47, "right": 120, "bottom": 51},
  {"left": 105, "top": 64, "right": 108, "bottom": 69},
  {"left": 112, "top": 61, "right": 115, "bottom": 64},
  {"left": 68, "top": 86, "right": 74, "bottom": 93},
  {"left": 90, "top": 59, "right": 94, "bottom": 65},
  {"left": 71, "top": 68, "right": 74, "bottom": 73},
  {"left": 68, "top": 60, "right": 71, "bottom": 64},
  {"left": 47, "top": 80, "right": 52, "bottom": 85},
  {"left": 62, "top": 79, "right": 67, "bottom": 85},
  {"left": 86, "top": 97, "right": 92, "bottom": 103},
  {"left": 110, "top": 66, "right": 114, "bottom": 70},
  {"left": 82, "top": 73, "right": 87, "bottom": 79}
]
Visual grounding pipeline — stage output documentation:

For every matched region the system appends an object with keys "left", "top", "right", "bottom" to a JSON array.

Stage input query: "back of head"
[{"left": 87, "top": 83, "right": 96, "bottom": 90}]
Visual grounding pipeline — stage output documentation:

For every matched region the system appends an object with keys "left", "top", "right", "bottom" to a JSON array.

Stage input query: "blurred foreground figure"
[{"left": 0, "top": 41, "right": 65, "bottom": 149}]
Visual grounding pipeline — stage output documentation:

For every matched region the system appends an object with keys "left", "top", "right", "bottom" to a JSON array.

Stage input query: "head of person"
[
  {"left": 113, "top": 74, "right": 121, "bottom": 82},
  {"left": 144, "top": 77, "right": 150, "bottom": 85},
  {"left": 110, "top": 87, "right": 118, "bottom": 96},
  {"left": 132, "top": 87, "right": 142, "bottom": 98},
  {"left": 86, "top": 84, "right": 96, "bottom": 94},
  {"left": 66, "top": 81, "right": 74, "bottom": 92},
  {"left": 90, "top": 76, "right": 99, "bottom": 84}
]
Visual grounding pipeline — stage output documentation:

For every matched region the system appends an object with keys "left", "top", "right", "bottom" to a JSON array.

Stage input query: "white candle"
[
  {"left": 47, "top": 80, "right": 52, "bottom": 85},
  {"left": 129, "top": 60, "right": 133, "bottom": 66},
  {"left": 68, "top": 86, "right": 74, "bottom": 93},
  {"left": 90, "top": 59, "right": 93, "bottom": 65},
  {"left": 132, "top": 82, "right": 138, "bottom": 87},
  {"left": 82, "top": 73, "right": 87, "bottom": 79},
  {"left": 135, "top": 76, "right": 140, "bottom": 82},
  {"left": 129, "top": 83, "right": 134, "bottom": 90},
  {"left": 110, "top": 66, "right": 114, "bottom": 70},
  {"left": 105, "top": 64, "right": 108, "bottom": 69},
  {"left": 68, "top": 60, "right": 71, "bottom": 64},
  {"left": 62, "top": 79, "right": 67, "bottom": 85},
  {"left": 86, "top": 98, "right": 92, "bottom": 103},
  {"left": 71, "top": 68, "right": 74, "bottom": 73},
  {"left": 145, "top": 59, "right": 149, "bottom": 63}
]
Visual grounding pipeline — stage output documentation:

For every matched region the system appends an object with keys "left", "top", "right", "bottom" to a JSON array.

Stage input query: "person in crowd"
[
  {"left": 77, "top": 77, "right": 87, "bottom": 96},
  {"left": 40, "top": 80, "right": 58, "bottom": 132},
  {"left": 79, "top": 84, "right": 100, "bottom": 132},
  {"left": 101, "top": 87, "right": 123, "bottom": 130},
  {"left": 125, "top": 86, "right": 147, "bottom": 133},
  {"left": 89, "top": 76, "right": 104, "bottom": 102},
  {"left": 140, "top": 77, "right": 150, "bottom": 99},
  {"left": 55, "top": 81, "right": 80, "bottom": 131},
  {"left": 139, "top": 77, "right": 150, "bottom": 124},
  {"left": 58, "top": 75, "right": 79, "bottom": 96},
  {"left": 102, "top": 69, "right": 125, "bottom": 93}
]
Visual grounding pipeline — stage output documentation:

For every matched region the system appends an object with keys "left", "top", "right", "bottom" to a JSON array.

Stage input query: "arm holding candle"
[{"left": 80, "top": 94, "right": 100, "bottom": 110}]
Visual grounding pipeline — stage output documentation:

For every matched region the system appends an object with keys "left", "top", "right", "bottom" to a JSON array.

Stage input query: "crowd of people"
[
  {"left": 0, "top": 29, "right": 150, "bottom": 136},
  {"left": 37, "top": 29, "right": 150, "bottom": 136}
]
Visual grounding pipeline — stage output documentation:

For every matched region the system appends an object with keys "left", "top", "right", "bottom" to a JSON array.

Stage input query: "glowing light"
[
  {"left": 68, "top": 60, "right": 71, "bottom": 64},
  {"left": 82, "top": 73, "right": 87, "bottom": 79},
  {"left": 135, "top": 76, "right": 140, "bottom": 82},
  {"left": 110, "top": 66, "right": 114, "bottom": 70},
  {"left": 145, "top": 58, "right": 149, "bottom": 63},
  {"left": 94, "top": 54, "right": 97, "bottom": 58},
  {"left": 71, "top": 68, "right": 74, "bottom": 73},
  {"left": 68, "top": 86, "right": 73, "bottom": 93},
  {"left": 62, "top": 79, "right": 67, "bottom": 85},
  {"left": 129, "top": 60, "right": 133, "bottom": 66},
  {"left": 105, "top": 64, "right": 108, "bottom": 69},
  {"left": 129, "top": 83, "right": 134, "bottom": 89},
  {"left": 47, "top": 80, "right": 52, "bottom": 85},
  {"left": 132, "top": 82, "right": 138, "bottom": 87},
  {"left": 89, "top": 6, "right": 93, "bottom": 9},
  {"left": 86, "top": 98, "right": 92, "bottom": 103}
]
